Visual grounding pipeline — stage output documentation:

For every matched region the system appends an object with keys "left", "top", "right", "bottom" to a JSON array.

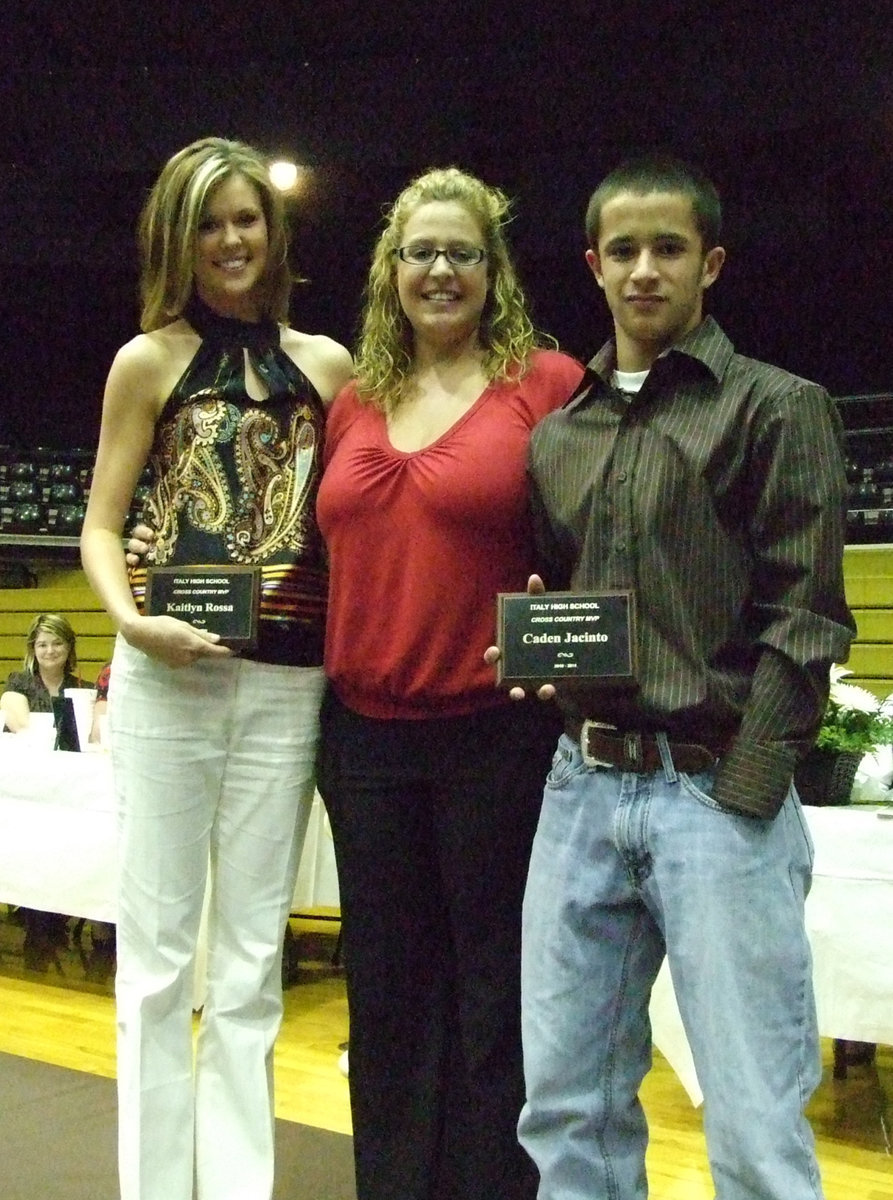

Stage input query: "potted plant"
[{"left": 794, "top": 666, "right": 893, "bottom": 806}]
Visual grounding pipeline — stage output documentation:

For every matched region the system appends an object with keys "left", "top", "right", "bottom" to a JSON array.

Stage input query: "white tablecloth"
[
  {"left": 4, "top": 745, "right": 888, "bottom": 1090},
  {"left": 0, "top": 742, "right": 340, "bottom": 923},
  {"left": 650, "top": 805, "right": 893, "bottom": 1104}
]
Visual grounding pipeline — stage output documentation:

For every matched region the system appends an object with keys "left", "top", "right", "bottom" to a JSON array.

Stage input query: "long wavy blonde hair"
[
  {"left": 355, "top": 167, "right": 554, "bottom": 415},
  {"left": 138, "top": 137, "right": 292, "bottom": 332}
]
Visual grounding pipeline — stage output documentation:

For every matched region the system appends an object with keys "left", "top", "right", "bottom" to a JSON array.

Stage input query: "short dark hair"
[{"left": 585, "top": 154, "right": 722, "bottom": 250}]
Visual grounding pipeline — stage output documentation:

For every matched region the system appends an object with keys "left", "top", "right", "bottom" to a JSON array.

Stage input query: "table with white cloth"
[
  {"left": 0, "top": 741, "right": 340, "bottom": 925},
  {"left": 649, "top": 804, "right": 893, "bottom": 1105}
]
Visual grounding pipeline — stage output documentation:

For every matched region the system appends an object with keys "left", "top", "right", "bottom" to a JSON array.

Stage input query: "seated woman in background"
[
  {"left": 1, "top": 612, "right": 81, "bottom": 950},
  {"left": 0, "top": 612, "right": 81, "bottom": 732}
]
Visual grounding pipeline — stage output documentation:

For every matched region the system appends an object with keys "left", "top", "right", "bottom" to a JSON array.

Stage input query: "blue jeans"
[{"left": 519, "top": 733, "right": 824, "bottom": 1200}]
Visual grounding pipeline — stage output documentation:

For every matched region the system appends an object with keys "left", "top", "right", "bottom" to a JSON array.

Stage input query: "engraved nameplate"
[
  {"left": 145, "top": 565, "right": 260, "bottom": 650},
  {"left": 496, "top": 590, "right": 636, "bottom": 687}
]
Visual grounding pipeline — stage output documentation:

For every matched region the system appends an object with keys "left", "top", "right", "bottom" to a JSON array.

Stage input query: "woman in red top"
[{"left": 316, "top": 166, "right": 583, "bottom": 1200}]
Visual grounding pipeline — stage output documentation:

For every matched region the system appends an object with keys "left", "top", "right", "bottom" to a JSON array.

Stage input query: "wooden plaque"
[
  {"left": 496, "top": 590, "right": 636, "bottom": 688},
  {"left": 145, "top": 565, "right": 261, "bottom": 650}
]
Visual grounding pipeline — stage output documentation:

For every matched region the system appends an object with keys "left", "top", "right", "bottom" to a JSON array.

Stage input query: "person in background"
[
  {"left": 315, "top": 166, "right": 584, "bottom": 1200},
  {"left": 1, "top": 612, "right": 81, "bottom": 950},
  {"left": 89, "top": 660, "right": 111, "bottom": 744},
  {"left": 86, "top": 661, "right": 115, "bottom": 948},
  {"left": 503, "top": 153, "right": 855, "bottom": 1200},
  {"left": 80, "top": 136, "right": 352, "bottom": 1200},
  {"left": 0, "top": 612, "right": 80, "bottom": 732}
]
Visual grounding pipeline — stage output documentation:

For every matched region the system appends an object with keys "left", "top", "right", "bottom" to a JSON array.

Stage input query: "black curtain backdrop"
[{"left": 3, "top": 2, "right": 892, "bottom": 450}]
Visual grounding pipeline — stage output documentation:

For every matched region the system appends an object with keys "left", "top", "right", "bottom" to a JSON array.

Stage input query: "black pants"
[{"left": 318, "top": 687, "right": 561, "bottom": 1200}]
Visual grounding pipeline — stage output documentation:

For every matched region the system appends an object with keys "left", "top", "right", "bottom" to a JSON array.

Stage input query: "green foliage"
[{"left": 814, "top": 698, "right": 893, "bottom": 754}]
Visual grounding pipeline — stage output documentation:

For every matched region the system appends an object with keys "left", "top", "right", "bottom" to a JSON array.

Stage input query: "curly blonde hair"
[
  {"left": 355, "top": 166, "right": 554, "bottom": 415},
  {"left": 138, "top": 137, "right": 292, "bottom": 332}
]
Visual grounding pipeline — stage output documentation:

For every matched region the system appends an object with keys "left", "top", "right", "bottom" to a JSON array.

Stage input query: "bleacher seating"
[
  {"left": 0, "top": 417, "right": 889, "bottom": 701},
  {"left": 842, "top": 546, "right": 893, "bottom": 701},
  {"left": 0, "top": 444, "right": 149, "bottom": 539},
  {"left": 836, "top": 392, "right": 893, "bottom": 545}
]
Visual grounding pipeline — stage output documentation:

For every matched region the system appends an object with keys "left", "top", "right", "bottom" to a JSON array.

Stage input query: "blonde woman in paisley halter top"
[{"left": 80, "top": 137, "right": 352, "bottom": 1200}]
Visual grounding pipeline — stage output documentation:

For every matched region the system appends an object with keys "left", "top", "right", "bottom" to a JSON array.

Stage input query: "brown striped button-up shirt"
[{"left": 527, "top": 316, "right": 856, "bottom": 819}]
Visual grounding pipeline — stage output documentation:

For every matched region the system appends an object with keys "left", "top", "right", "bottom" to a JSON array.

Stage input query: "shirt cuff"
[{"left": 712, "top": 737, "right": 798, "bottom": 820}]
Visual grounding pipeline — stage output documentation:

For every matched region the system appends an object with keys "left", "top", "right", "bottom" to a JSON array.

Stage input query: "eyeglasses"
[{"left": 395, "top": 245, "right": 486, "bottom": 268}]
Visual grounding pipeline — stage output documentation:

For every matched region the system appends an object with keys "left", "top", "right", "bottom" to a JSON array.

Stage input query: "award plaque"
[
  {"left": 145, "top": 565, "right": 261, "bottom": 650},
  {"left": 496, "top": 590, "right": 636, "bottom": 688}
]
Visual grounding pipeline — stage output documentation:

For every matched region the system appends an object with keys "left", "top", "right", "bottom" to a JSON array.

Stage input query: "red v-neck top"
[{"left": 317, "top": 349, "right": 584, "bottom": 719}]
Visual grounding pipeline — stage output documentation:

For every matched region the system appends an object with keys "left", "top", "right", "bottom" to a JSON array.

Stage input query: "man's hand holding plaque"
[
  {"left": 485, "top": 575, "right": 637, "bottom": 699},
  {"left": 485, "top": 575, "right": 554, "bottom": 700}
]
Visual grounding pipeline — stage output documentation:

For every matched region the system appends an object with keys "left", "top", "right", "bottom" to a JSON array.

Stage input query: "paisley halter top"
[{"left": 129, "top": 295, "right": 327, "bottom": 667}]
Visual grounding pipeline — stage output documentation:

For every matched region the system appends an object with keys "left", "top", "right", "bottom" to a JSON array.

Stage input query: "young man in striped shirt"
[{"left": 515, "top": 154, "right": 854, "bottom": 1200}]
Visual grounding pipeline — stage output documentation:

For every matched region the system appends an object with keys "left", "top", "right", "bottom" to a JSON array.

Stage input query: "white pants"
[{"left": 109, "top": 637, "right": 325, "bottom": 1200}]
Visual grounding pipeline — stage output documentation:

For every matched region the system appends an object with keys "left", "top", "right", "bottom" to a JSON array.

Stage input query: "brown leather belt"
[{"left": 565, "top": 718, "right": 721, "bottom": 774}]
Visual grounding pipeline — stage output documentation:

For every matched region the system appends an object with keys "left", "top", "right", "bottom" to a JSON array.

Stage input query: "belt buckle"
[{"left": 580, "top": 719, "right": 618, "bottom": 769}]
